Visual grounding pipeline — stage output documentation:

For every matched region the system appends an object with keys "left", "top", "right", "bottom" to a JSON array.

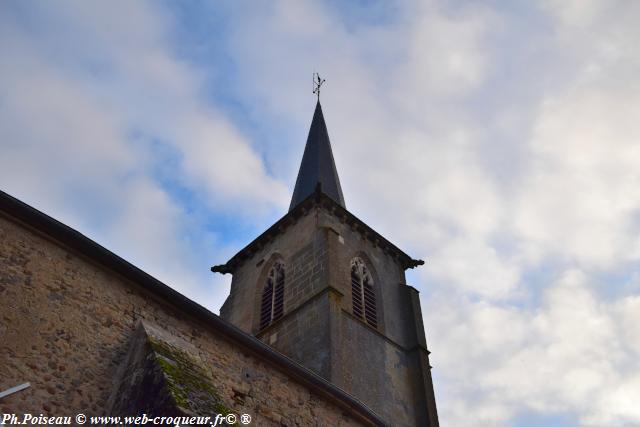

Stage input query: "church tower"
[{"left": 214, "top": 100, "right": 439, "bottom": 426}]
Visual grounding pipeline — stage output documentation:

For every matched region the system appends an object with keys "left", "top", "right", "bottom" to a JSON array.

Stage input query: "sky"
[{"left": 1, "top": 1, "right": 639, "bottom": 426}]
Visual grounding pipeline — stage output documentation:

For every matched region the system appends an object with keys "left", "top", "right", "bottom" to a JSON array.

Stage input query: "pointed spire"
[{"left": 289, "top": 101, "right": 345, "bottom": 211}]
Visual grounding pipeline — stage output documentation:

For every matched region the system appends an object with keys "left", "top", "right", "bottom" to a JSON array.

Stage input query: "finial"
[{"left": 313, "top": 72, "right": 325, "bottom": 101}]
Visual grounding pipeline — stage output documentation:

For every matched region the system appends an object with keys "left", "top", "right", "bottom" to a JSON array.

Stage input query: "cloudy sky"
[{"left": 2, "top": 1, "right": 640, "bottom": 425}]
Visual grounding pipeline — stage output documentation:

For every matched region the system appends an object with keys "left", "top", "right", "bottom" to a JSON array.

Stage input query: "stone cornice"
[{"left": 212, "top": 187, "right": 424, "bottom": 274}]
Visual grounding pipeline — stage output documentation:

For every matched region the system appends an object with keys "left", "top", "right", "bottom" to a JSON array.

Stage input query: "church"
[{"left": 0, "top": 99, "right": 439, "bottom": 426}]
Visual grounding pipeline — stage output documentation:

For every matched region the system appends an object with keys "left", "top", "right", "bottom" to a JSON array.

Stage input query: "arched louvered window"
[
  {"left": 259, "top": 261, "right": 285, "bottom": 330},
  {"left": 351, "top": 257, "right": 377, "bottom": 328}
]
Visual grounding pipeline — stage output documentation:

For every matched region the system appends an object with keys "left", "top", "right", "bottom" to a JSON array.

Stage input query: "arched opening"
[
  {"left": 259, "top": 261, "right": 285, "bottom": 330},
  {"left": 350, "top": 257, "right": 377, "bottom": 328}
]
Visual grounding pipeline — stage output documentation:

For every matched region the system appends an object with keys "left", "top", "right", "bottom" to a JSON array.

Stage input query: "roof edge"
[
  {"left": 214, "top": 187, "right": 424, "bottom": 274},
  {"left": 0, "top": 189, "right": 388, "bottom": 427}
]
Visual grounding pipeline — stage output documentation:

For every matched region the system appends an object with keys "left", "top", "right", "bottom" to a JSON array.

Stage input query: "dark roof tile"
[{"left": 290, "top": 101, "right": 345, "bottom": 211}]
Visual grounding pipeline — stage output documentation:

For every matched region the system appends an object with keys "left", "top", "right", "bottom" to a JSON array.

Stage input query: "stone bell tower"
[{"left": 214, "top": 101, "right": 438, "bottom": 426}]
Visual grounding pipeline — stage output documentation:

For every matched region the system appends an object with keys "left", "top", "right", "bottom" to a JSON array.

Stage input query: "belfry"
[{"left": 215, "top": 98, "right": 439, "bottom": 426}]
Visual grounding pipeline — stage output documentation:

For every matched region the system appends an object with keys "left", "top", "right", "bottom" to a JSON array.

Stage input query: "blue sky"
[{"left": 2, "top": 1, "right": 640, "bottom": 426}]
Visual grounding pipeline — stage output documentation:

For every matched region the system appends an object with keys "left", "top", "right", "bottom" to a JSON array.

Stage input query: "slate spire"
[{"left": 289, "top": 101, "right": 345, "bottom": 211}]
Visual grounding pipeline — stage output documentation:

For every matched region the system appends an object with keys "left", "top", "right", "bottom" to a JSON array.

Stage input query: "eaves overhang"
[{"left": 212, "top": 187, "right": 424, "bottom": 275}]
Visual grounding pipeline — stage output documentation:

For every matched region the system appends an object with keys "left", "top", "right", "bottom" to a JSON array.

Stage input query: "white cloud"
[
  {"left": 419, "top": 1, "right": 640, "bottom": 424},
  {"left": 512, "top": 86, "right": 640, "bottom": 268},
  {"left": 396, "top": 2, "right": 495, "bottom": 103},
  {"left": 541, "top": 0, "right": 608, "bottom": 28},
  {"left": 511, "top": 0, "right": 640, "bottom": 269},
  {"left": 425, "top": 237, "right": 520, "bottom": 299},
  {"left": 0, "top": 1, "right": 288, "bottom": 308},
  {"left": 427, "top": 269, "right": 640, "bottom": 427}
]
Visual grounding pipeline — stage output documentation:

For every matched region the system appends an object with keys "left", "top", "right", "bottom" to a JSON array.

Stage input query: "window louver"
[
  {"left": 260, "top": 261, "right": 285, "bottom": 330},
  {"left": 350, "top": 258, "right": 377, "bottom": 328}
]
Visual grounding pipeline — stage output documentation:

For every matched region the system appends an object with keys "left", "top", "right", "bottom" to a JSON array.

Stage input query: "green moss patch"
[{"left": 148, "top": 336, "right": 232, "bottom": 415}]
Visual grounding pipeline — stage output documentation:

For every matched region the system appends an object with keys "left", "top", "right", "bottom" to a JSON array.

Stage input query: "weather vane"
[{"left": 313, "top": 72, "right": 325, "bottom": 101}]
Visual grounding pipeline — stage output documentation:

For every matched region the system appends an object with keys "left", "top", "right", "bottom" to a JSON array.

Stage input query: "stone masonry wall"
[
  {"left": 221, "top": 210, "right": 324, "bottom": 334},
  {"left": 257, "top": 293, "right": 331, "bottom": 379},
  {"left": 218, "top": 202, "right": 437, "bottom": 426},
  {"left": 221, "top": 209, "right": 336, "bottom": 379},
  {"left": 338, "top": 313, "right": 421, "bottom": 425},
  {"left": 317, "top": 208, "right": 417, "bottom": 348},
  {"left": 321, "top": 205, "right": 436, "bottom": 426},
  {"left": 0, "top": 213, "right": 370, "bottom": 426}
]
